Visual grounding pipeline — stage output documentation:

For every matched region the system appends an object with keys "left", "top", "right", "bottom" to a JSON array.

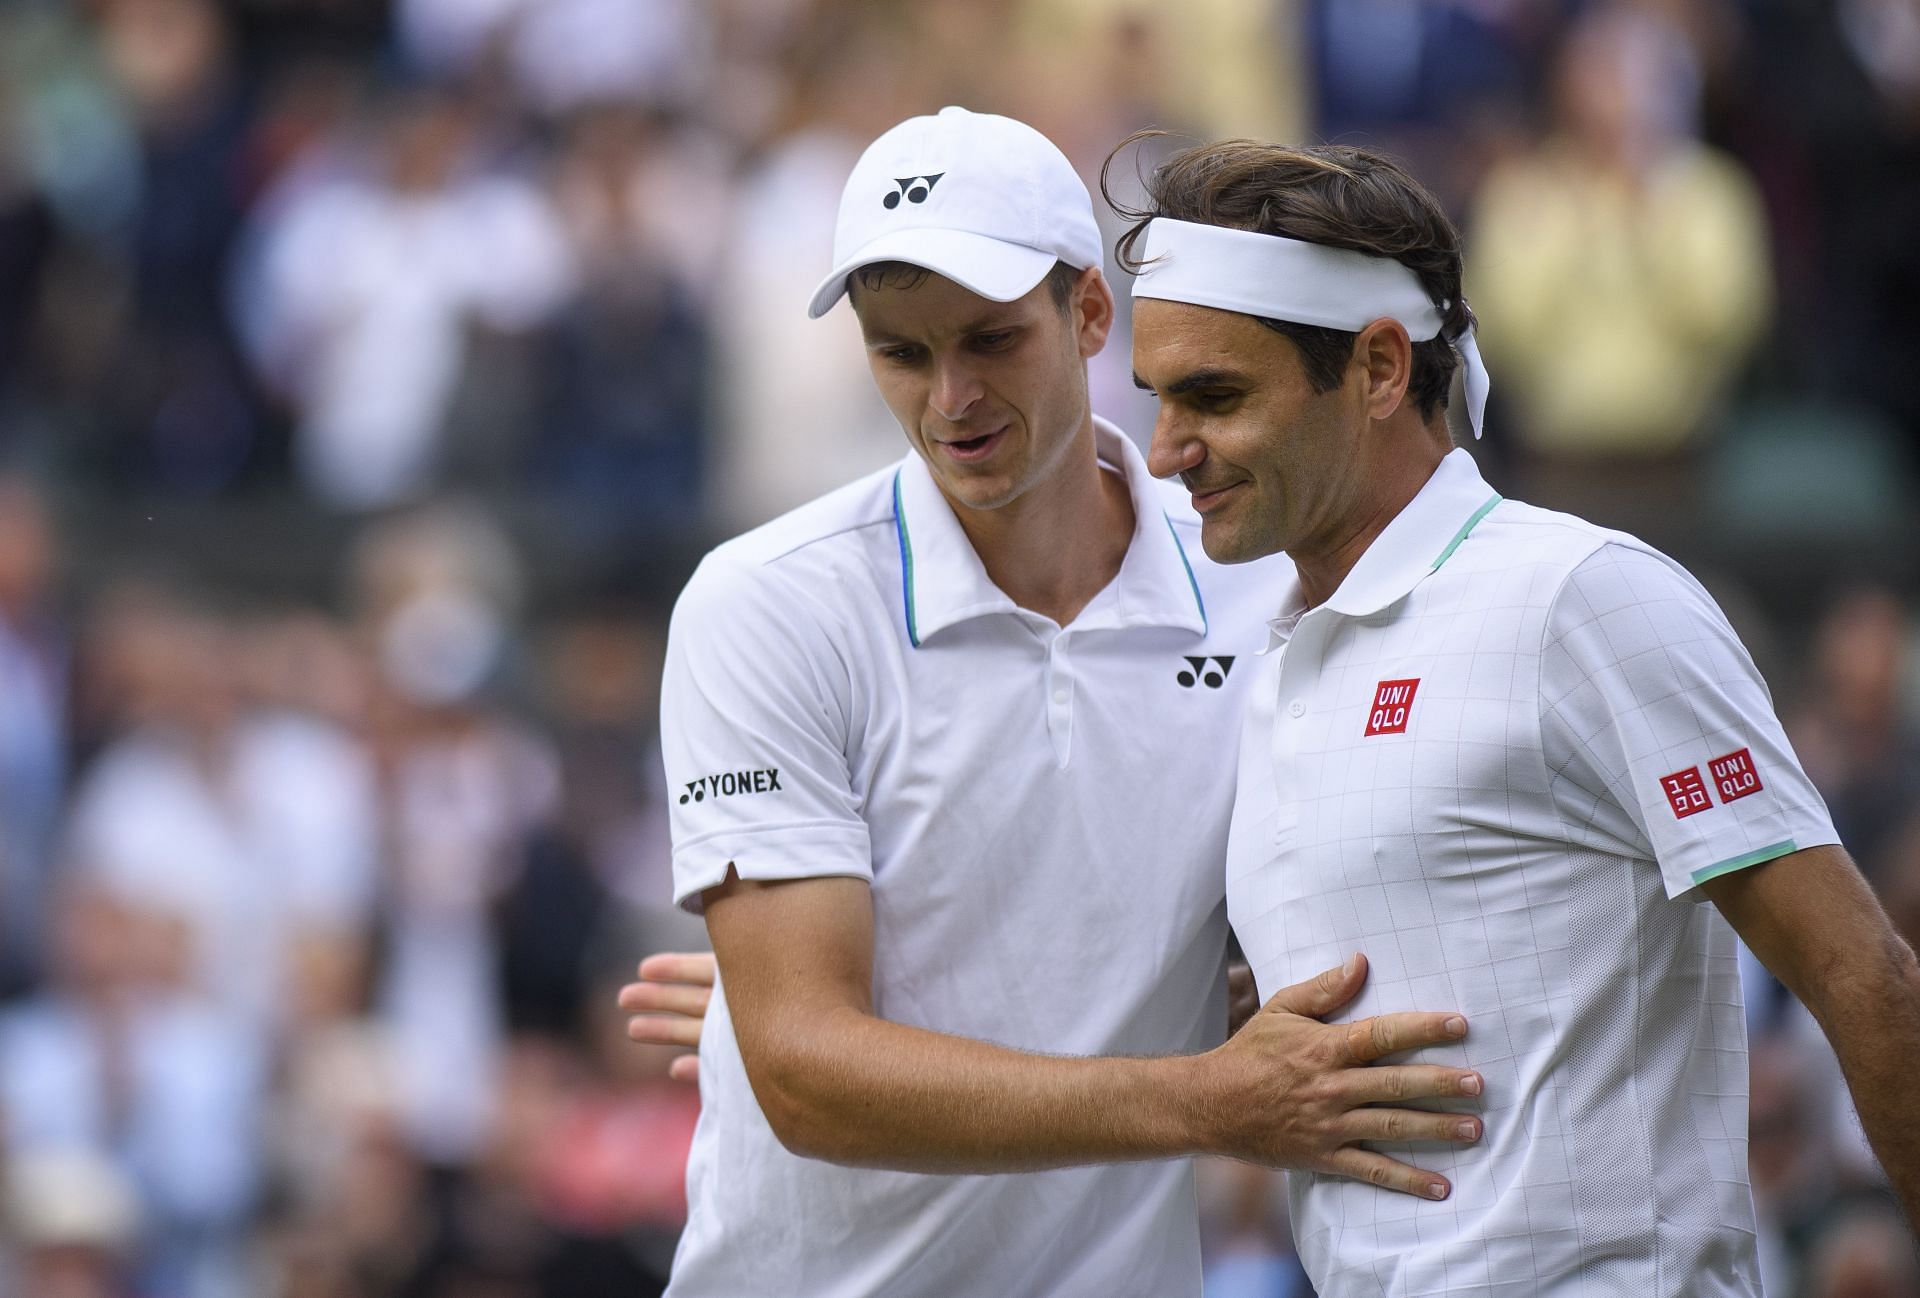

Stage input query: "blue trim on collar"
[
  {"left": 1430, "top": 493, "right": 1502, "bottom": 572},
  {"left": 891, "top": 470, "right": 921, "bottom": 648},
  {"left": 1163, "top": 513, "right": 1208, "bottom": 634}
]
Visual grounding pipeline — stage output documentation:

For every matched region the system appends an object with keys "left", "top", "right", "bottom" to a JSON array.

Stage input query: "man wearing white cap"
[
  {"left": 1123, "top": 136, "right": 1920, "bottom": 1294},
  {"left": 649, "top": 108, "right": 1484, "bottom": 1297}
]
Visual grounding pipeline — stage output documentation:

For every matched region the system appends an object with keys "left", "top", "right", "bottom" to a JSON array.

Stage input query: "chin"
[{"left": 1198, "top": 518, "right": 1263, "bottom": 565}]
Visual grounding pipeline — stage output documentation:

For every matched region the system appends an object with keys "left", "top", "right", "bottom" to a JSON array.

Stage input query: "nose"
[
  {"left": 1147, "top": 408, "right": 1205, "bottom": 480},
  {"left": 928, "top": 358, "right": 984, "bottom": 424}
]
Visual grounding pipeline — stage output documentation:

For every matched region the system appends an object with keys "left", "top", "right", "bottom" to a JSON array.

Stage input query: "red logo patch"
[
  {"left": 1708, "top": 747, "right": 1764, "bottom": 803},
  {"left": 1364, "top": 679, "right": 1420, "bottom": 737},
  {"left": 1660, "top": 766, "right": 1714, "bottom": 819}
]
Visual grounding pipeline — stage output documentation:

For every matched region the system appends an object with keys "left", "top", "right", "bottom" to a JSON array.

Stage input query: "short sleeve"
[
  {"left": 1539, "top": 542, "right": 1839, "bottom": 900},
  {"left": 659, "top": 554, "right": 873, "bottom": 912}
]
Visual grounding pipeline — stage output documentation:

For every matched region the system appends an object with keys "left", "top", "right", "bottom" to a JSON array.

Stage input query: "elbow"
[{"left": 740, "top": 1036, "right": 860, "bottom": 1164}]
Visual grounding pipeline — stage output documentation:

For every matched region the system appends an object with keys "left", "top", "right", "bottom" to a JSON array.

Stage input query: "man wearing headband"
[
  {"left": 645, "top": 109, "right": 1482, "bottom": 1298},
  {"left": 1124, "top": 138, "right": 1920, "bottom": 1294}
]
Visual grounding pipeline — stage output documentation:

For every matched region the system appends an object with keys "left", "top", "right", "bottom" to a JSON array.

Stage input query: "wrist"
[{"left": 1150, "top": 1049, "right": 1229, "bottom": 1160}]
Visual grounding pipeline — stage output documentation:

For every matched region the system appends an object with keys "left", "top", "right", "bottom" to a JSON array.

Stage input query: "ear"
[
  {"left": 1354, "top": 317, "right": 1412, "bottom": 422},
  {"left": 1073, "top": 267, "right": 1115, "bottom": 360}
]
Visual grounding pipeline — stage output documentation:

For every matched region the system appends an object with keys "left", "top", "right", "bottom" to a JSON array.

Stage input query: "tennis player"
[
  {"left": 1123, "top": 136, "right": 1920, "bottom": 1295},
  {"left": 649, "top": 108, "right": 1483, "bottom": 1298}
]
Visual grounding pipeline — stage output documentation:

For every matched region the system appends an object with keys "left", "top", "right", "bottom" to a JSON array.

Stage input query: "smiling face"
[
  {"left": 1133, "top": 298, "right": 1372, "bottom": 564},
  {"left": 852, "top": 266, "right": 1112, "bottom": 516}
]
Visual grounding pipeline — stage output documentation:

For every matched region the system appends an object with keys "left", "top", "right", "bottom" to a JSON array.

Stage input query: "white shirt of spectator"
[
  {"left": 1226, "top": 448, "right": 1839, "bottom": 1297},
  {"left": 661, "top": 418, "right": 1288, "bottom": 1298}
]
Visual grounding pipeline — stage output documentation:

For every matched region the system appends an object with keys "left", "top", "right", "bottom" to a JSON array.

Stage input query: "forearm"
[
  {"left": 749, "top": 1004, "right": 1214, "bottom": 1173},
  {"left": 1799, "top": 929, "right": 1920, "bottom": 1229}
]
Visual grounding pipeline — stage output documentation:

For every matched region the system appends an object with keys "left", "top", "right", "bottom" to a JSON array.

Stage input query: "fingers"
[
  {"left": 1341, "top": 1011, "right": 1468, "bottom": 1064},
  {"left": 637, "top": 952, "right": 717, "bottom": 986},
  {"left": 627, "top": 1014, "right": 702, "bottom": 1049},
  {"left": 1226, "top": 963, "right": 1260, "bottom": 1035},
  {"left": 1341, "top": 1107, "right": 1482, "bottom": 1147},
  {"left": 667, "top": 1055, "right": 699, "bottom": 1085},
  {"left": 1266, "top": 952, "right": 1367, "bottom": 1019},
  {"left": 1342, "top": 1063, "right": 1484, "bottom": 1106},
  {"left": 617, "top": 979, "right": 713, "bottom": 1018},
  {"left": 1322, "top": 1147, "right": 1453, "bottom": 1201}
]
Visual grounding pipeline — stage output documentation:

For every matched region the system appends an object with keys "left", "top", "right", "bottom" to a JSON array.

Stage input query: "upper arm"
[
  {"left": 661, "top": 556, "right": 871, "bottom": 912},
  {"left": 1538, "top": 542, "right": 1839, "bottom": 900},
  {"left": 702, "top": 870, "right": 876, "bottom": 1120},
  {"left": 1702, "top": 843, "right": 1907, "bottom": 1013}
]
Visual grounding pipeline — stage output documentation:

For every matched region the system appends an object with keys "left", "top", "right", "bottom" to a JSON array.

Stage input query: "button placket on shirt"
[
  {"left": 1043, "top": 628, "right": 1074, "bottom": 768},
  {"left": 1270, "top": 612, "right": 1330, "bottom": 846}
]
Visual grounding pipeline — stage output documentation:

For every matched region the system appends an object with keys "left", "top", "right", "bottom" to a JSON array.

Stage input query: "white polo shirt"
[
  {"left": 1227, "top": 448, "right": 1839, "bottom": 1297},
  {"left": 660, "top": 419, "right": 1287, "bottom": 1298}
]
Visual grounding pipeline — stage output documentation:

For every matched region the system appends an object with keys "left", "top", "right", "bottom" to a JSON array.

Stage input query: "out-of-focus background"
[{"left": 0, "top": 0, "right": 1916, "bottom": 1294}]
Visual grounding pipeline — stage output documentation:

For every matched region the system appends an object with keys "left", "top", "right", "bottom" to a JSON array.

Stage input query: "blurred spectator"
[
  {"left": 1801, "top": 1200, "right": 1920, "bottom": 1298},
  {"left": 531, "top": 107, "right": 725, "bottom": 542},
  {"left": 1, "top": 1149, "right": 142, "bottom": 1298},
  {"left": 1469, "top": 2, "right": 1772, "bottom": 535},
  {"left": 1196, "top": 1160, "right": 1313, "bottom": 1298},
  {"left": 705, "top": 17, "right": 907, "bottom": 530},
  {"left": 0, "top": 474, "right": 67, "bottom": 994},
  {"left": 1786, "top": 588, "right": 1920, "bottom": 886},
  {"left": 61, "top": 582, "right": 380, "bottom": 1033},
  {"left": 244, "top": 89, "right": 573, "bottom": 509},
  {"left": 94, "top": 0, "right": 265, "bottom": 496},
  {"left": 352, "top": 503, "right": 557, "bottom": 1165},
  {"left": 0, "top": 882, "right": 267, "bottom": 1298}
]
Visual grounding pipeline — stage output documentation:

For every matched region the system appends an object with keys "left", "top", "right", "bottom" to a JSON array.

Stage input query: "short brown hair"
[
  {"left": 849, "top": 259, "right": 1082, "bottom": 311},
  {"left": 1105, "top": 137, "right": 1470, "bottom": 421}
]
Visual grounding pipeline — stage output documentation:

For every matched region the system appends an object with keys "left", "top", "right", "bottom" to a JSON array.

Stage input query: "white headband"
[{"left": 1131, "top": 218, "right": 1489, "bottom": 439}]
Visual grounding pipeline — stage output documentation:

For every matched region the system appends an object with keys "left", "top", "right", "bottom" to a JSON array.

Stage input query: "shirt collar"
[
  {"left": 1264, "top": 448, "right": 1501, "bottom": 649},
  {"left": 891, "top": 416, "right": 1209, "bottom": 647}
]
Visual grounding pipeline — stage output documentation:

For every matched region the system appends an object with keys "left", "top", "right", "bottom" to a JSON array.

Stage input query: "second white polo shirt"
[
  {"left": 661, "top": 419, "right": 1288, "bottom": 1298},
  {"left": 1227, "top": 448, "right": 1838, "bottom": 1297}
]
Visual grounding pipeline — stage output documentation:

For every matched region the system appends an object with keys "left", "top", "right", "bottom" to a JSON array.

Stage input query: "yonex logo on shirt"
[
  {"left": 883, "top": 173, "right": 944, "bottom": 209},
  {"left": 1176, "top": 656, "right": 1235, "bottom": 688},
  {"left": 1364, "top": 678, "right": 1420, "bottom": 736},
  {"left": 678, "top": 768, "right": 783, "bottom": 805}
]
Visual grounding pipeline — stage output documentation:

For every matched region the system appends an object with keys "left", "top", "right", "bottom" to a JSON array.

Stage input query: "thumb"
[{"left": 1266, "top": 952, "right": 1366, "bottom": 1019}]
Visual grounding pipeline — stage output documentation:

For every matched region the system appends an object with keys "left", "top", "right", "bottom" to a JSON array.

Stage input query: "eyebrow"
[
  {"left": 864, "top": 314, "right": 1025, "bottom": 348},
  {"left": 1132, "top": 367, "right": 1251, "bottom": 395}
]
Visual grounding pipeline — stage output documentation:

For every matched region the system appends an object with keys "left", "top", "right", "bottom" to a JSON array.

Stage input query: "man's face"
[
  {"left": 853, "top": 268, "right": 1108, "bottom": 514},
  {"left": 1133, "top": 298, "right": 1367, "bottom": 563}
]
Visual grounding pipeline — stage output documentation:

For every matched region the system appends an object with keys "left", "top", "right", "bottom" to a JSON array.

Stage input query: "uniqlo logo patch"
[
  {"left": 1708, "top": 747, "right": 1764, "bottom": 803},
  {"left": 1660, "top": 766, "right": 1713, "bottom": 819},
  {"left": 1364, "top": 679, "right": 1420, "bottom": 737}
]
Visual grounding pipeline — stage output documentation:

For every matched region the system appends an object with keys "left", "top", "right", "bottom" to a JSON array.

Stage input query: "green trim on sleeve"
[
  {"left": 1689, "top": 839, "right": 1799, "bottom": 887},
  {"left": 1430, "top": 494, "right": 1502, "bottom": 571}
]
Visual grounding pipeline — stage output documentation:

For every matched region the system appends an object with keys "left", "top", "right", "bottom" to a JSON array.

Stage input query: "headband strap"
[{"left": 1131, "top": 218, "right": 1489, "bottom": 439}]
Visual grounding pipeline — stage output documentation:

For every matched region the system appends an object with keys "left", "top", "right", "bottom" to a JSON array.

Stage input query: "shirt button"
[
  {"left": 1053, "top": 688, "right": 1069, "bottom": 705},
  {"left": 1288, "top": 700, "right": 1306, "bottom": 718}
]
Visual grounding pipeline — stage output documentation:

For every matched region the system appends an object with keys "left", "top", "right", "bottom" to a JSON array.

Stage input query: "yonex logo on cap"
[
  {"left": 883, "top": 174, "right": 945, "bottom": 209},
  {"left": 679, "top": 767, "right": 783, "bottom": 805},
  {"left": 1177, "top": 656, "right": 1235, "bottom": 688}
]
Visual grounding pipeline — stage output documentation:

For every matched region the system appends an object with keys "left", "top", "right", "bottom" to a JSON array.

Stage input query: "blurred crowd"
[{"left": 0, "top": 0, "right": 1916, "bottom": 1295}]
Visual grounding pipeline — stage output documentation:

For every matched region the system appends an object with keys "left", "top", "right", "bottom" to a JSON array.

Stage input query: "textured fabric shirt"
[
  {"left": 662, "top": 420, "right": 1287, "bottom": 1298},
  {"left": 1227, "top": 449, "right": 1837, "bottom": 1296}
]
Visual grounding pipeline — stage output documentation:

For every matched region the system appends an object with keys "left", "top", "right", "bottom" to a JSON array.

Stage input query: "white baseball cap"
[{"left": 806, "top": 106, "right": 1105, "bottom": 319}]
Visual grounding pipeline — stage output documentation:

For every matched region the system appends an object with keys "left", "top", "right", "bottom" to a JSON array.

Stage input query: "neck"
[
  {"left": 947, "top": 416, "right": 1135, "bottom": 627},
  {"left": 1292, "top": 420, "right": 1450, "bottom": 609}
]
